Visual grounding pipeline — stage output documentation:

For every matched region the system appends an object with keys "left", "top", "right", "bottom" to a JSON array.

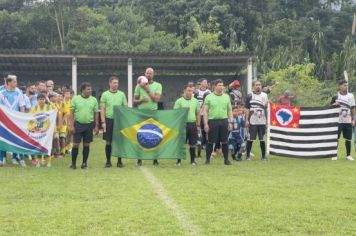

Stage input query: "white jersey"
[
  {"left": 194, "top": 89, "right": 210, "bottom": 115},
  {"left": 246, "top": 92, "right": 269, "bottom": 125},
  {"left": 331, "top": 92, "right": 355, "bottom": 123}
]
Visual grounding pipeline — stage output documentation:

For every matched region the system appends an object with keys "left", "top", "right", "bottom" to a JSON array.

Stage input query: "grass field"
[{"left": 1, "top": 137, "right": 356, "bottom": 235}]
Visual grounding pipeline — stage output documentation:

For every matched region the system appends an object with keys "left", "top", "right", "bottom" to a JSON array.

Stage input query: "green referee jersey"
[
  {"left": 174, "top": 96, "right": 199, "bottom": 123},
  {"left": 134, "top": 81, "right": 162, "bottom": 110},
  {"left": 71, "top": 95, "right": 99, "bottom": 124},
  {"left": 204, "top": 93, "right": 232, "bottom": 120},
  {"left": 100, "top": 90, "right": 128, "bottom": 119}
]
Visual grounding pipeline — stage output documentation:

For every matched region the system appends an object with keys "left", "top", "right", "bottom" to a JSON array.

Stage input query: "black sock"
[
  {"left": 189, "top": 147, "right": 196, "bottom": 163},
  {"left": 346, "top": 140, "right": 351, "bottom": 156},
  {"left": 246, "top": 141, "right": 253, "bottom": 157},
  {"left": 83, "top": 146, "right": 89, "bottom": 164},
  {"left": 105, "top": 145, "right": 111, "bottom": 163},
  {"left": 222, "top": 144, "right": 228, "bottom": 161},
  {"left": 260, "top": 141, "right": 266, "bottom": 157},
  {"left": 206, "top": 143, "right": 214, "bottom": 161},
  {"left": 71, "top": 147, "right": 78, "bottom": 166},
  {"left": 118, "top": 157, "right": 122, "bottom": 164}
]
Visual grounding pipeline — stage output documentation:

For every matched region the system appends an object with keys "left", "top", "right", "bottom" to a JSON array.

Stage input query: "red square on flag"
[{"left": 270, "top": 103, "right": 301, "bottom": 128}]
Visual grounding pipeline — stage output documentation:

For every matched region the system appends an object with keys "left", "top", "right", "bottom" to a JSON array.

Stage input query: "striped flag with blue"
[{"left": 0, "top": 105, "right": 57, "bottom": 155}]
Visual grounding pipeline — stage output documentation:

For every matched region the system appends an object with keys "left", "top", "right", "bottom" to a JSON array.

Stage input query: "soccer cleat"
[
  {"left": 261, "top": 157, "right": 268, "bottom": 161},
  {"left": 346, "top": 156, "right": 355, "bottom": 161},
  {"left": 246, "top": 156, "right": 251, "bottom": 161},
  {"left": 331, "top": 157, "right": 338, "bottom": 161},
  {"left": 70, "top": 165, "right": 76, "bottom": 170},
  {"left": 205, "top": 159, "right": 210, "bottom": 165},
  {"left": 224, "top": 160, "right": 232, "bottom": 165},
  {"left": 19, "top": 160, "right": 26, "bottom": 167},
  {"left": 191, "top": 162, "right": 197, "bottom": 166},
  {"left": 153, "top": 160, "right": 159, "bottom": 166},
  {"left": 117, "top": 161, "right": 123, "bottom": 168},
  {"left": 12, "top": 159, "right": 19, "bottom": 165},
  {"left": 81, "top": 163, "right": 87, "bottom": 169},
  {"left": 175, "top": 160, "right": 181, "bottom": 166},
  {"left": 136, "top": 160, "right": 142, "bottom": 166},
  {"left": 105, "top": 162, "right": 112, "bottom": 168}
]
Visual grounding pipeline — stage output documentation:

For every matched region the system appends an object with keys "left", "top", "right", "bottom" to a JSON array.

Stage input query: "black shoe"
[
  {"left": 105, "top": 162, "right": 112, "bottom": 168},
  {"left": 176, "top": 160, "right": 181, "bottom": 166},
  {"left": 70, "top": 164, "right": 76, "bottom": 170},
  {"left": 261, "top": 156, "right": 268, "bottom": 161},
  {"left": 232, "top": 156, "right": 237, "bottom": 161},
  {"left": 153, "top": 160, "right": 159, "bottom": 166},
  {"left": 117, "top": 161, "right": 123, "bottom": 168},
  {"left": 81, "top": 163, "right": 87, "bottom": 169},
  {"left": 236, "top": 157, "right": 242, "bottom": 161},
  {"left": 205, "top": 159, "right": 210, "bottom": 165},
  {"left": 224, "top": 160, "right": 232, "bottom": 165},
  {"left": 136, "top": 160, "right": 142, "bottom": 166}
]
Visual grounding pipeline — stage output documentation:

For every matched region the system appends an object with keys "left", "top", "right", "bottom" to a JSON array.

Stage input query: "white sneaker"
[
  {"left": 346, "top": 156, "right": 355, "bottom": 161},
  {"left": 331, "top": 157, "right": 338, "bottom": 161},
  {"left": 19, "top": 160, "right": 26, "bottom": 167},
  {"left": 12, "top": 159, "right": 19, "bottom": 165}
]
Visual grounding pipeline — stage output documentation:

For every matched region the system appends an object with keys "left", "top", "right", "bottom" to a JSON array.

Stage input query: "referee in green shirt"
[
  {"left": 133, "top": 68, "right": 162, "bottom": 166},
  {"left": 174, "top": 84, "right": 200, "bottom": 166},
  {"left": 68, "top": 82, "right": 99, "bottom": 169},
  {"left": 100, "top": 76, "right": 128, "bottom": 168},
  {"left": 203, "top": 79, "right": 233, "bottom": 165}
]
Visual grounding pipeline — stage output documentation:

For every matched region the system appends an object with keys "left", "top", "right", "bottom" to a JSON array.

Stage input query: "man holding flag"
[
  {"left": 133, "top": 68, "right": 162, "bottom": 166},
  {"left": 100, "top": 76, "right": 127, "bottom": 168},
  {"left": 0, "top": 74, "right": 26, "bottom": 167},
  {"left": 174, "top": 84, "right": 200, "bottom": 166},
  {"left": 331, "top": 79, "right": 355, "bottom": 161}
]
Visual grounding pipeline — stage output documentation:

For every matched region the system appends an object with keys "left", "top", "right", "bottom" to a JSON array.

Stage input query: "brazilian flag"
[{"left": 112, "top": 106, "right": 188, "bottom": 160}]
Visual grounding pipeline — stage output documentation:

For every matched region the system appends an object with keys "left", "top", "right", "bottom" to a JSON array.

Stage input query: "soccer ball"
[{"left": 138, "top": 76, "right": 148, "bottom": 86}]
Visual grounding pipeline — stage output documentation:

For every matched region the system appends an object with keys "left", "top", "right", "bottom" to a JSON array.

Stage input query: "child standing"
[
  {"left": 228, "top": 104, "right": 246, "bottom": 161},
  {"left": 30, "top": 93, "right": 56, "bottom": 167}
]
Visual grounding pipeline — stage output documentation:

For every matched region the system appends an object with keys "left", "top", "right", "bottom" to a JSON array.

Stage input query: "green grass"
[{"left": 1, "top": 137, "right": 356, "bottom": 235}]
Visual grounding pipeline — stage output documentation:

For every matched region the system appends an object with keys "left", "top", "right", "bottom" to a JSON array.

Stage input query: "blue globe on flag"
[
  {"left": 276, "top": 109, "right": 293, "bottom": 126},
  {"left": 137, "top": 123, "right": 163, "bottom": 149}
]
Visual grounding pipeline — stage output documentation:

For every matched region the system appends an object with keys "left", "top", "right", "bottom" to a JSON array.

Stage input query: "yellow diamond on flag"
[{"left": 120, "top": 118, "right": 177, "bottom": 152}]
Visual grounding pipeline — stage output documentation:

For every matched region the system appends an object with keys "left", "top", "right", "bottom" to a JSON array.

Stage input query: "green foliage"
[
  {"left": 67, "top": 7, "right": 182, "bottom": 52},
  {"left": 261, "top": 64, "right": 335, "bottom": 106}
]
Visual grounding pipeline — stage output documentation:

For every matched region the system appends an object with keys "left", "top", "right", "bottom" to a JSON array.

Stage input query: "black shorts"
[
  {"left": 103, "top": 118, "right": 114, "bottom": 142},
  {"left": 338, "top": 123, "right": 352, "bottom": 140},
  {"left": 73, "top": 122, "right": 94, "bottom": 144},
  {"left": 249, "top": 125, "right": 266, "bottom": 141},
  {"left": 207, "top": 119, "right": 229, "bottom": 144},
  {"left": 186, "top": 122, "right": 198, "bottom": 146}
]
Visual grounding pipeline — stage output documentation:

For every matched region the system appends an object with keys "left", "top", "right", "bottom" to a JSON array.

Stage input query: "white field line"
[{"left": 141, "top": 167, "right": 202, "bottom": 236}]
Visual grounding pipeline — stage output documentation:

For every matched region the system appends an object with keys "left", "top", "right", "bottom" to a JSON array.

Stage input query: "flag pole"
[{"left": 266, "top": 102, "right": 271, "bottom": 156}]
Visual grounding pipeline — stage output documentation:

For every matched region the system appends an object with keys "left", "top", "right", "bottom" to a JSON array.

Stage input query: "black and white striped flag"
[{"left": 268, "top": 103, "right": 340, "bottom": 158}]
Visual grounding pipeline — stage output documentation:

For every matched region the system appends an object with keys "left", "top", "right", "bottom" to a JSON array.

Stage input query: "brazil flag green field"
[{"left": 1, "top": 137, "right": 356, "bottom": 235}]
